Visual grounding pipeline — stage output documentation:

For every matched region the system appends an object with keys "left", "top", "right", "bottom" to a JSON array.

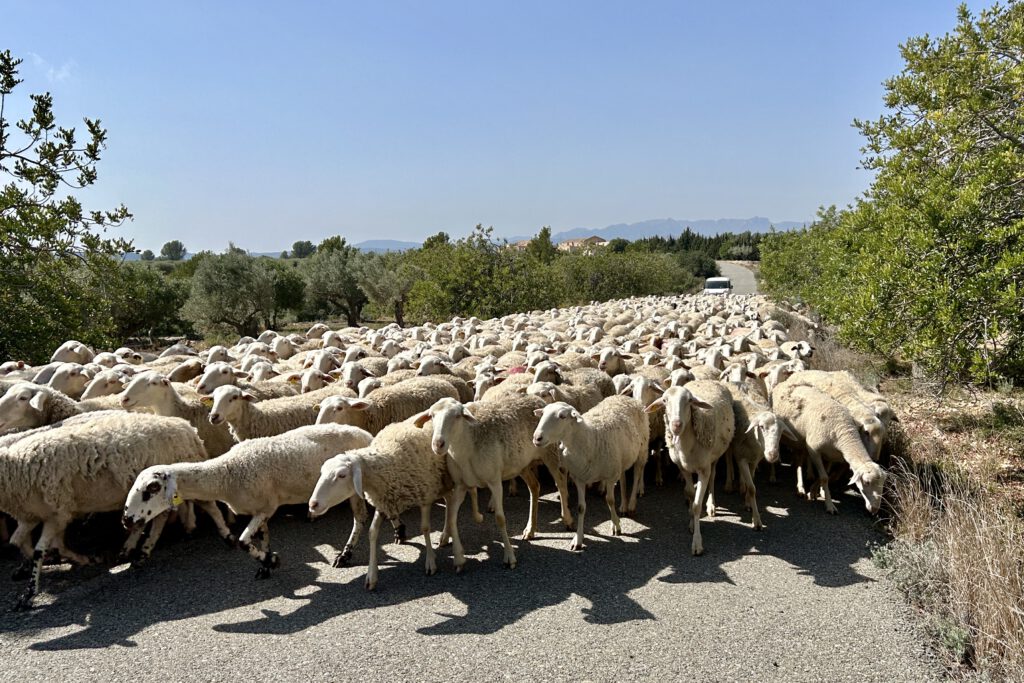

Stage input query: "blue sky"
[{"left": 3, "top": 1, "right": 990, "bottom": 252}]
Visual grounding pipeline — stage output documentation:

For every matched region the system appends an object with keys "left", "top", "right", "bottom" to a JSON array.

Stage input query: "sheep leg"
[
  {"left": 507, "top": 477, "right": 519, "bottom": 497},
  {"left": 468, "top": 487, "right": 484, "bottom": 523},
  {"left": 15, "top": 517, "right": 67, "bottom": 611},
  {"left": 738, "top": 461, "right": 763, "bottom": 531},
  {"left": 447, "top": 485, "right": 468, "bottom": 573},
  {"left": 769, "top": 462, "right": 777, "bottom": 484},
  {"left": 487, "top": 480, "right": 517, "bottom": 569},
  {"left": 135, "top": 512, "right": 170, "bottom": 563},
  {"left": 0, "top": 517, "right": 7, "bottom": 544},
  {"left": 796, "top": 462, "right": 807, "bottom": 496},
  {"left": 605, "top": 478, "right": 622, "bottom": 537},
  {"left": 570, "top": 478, "right": 587, "bottom": 551},
  {"left": 9, "top": 521, "right": 37, "bottom": 580},
  {"left": 723, "top": 450, "right": 736, "bottom": 492},
  {"left": 518, "top": 468, "right": 541, "bottom": 540},
  {"left": 239, "top": 515, "right": 279, "bottom": 578},
  {"left": 336, "top": 497, "right": 367, "bottom": 567},
  {"left": 541, "top": 453, "right": 575, "bottom": 530},
  {"left": 654, "top": 451, "right": 664, "bottom": 487},
  {"left": 691, "top": 468, "right": 711, "bottom": 556},
  {"left": 177, "top": 502, "right": 197, "bottom": 534},
  {"left": 365, "top": 510, "right": 384, "bottom": 591},
  {"left": 705, "top": 462, "right": 718, "bottom": 518},
  {"left": 807, "top": 449, "right": 837, "bottom": 515},
  {"left": 195, "top": 501, "right": 235, "bottom": 545},
  {"left": 420, "top": 505, "right": 437, "bottom": 577}
]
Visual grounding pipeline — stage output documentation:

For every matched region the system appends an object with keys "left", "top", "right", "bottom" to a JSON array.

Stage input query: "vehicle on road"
[{"left": 702, "top": 276, "right": 733, "bottom": 294}]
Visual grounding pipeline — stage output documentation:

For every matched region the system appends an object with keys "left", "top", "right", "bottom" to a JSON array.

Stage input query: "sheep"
[
  {"left": 80, "top": 369, "right": 127, "bottom": 399},
  {"left": 0, "top": 383, "right": 124, "bottom": 432},
  {"left": 720, "top": 383, "right": 795, "bottom": 530},
  {"left": 159, "top": 342, "right": 196, "bottom": 358},
  {"left": 1, "top": 412, "right": 213, "bottom": 609},
  {"left": 532, "top": 396, "right": 649, "bottom": 551},
  {"left": 121, "top": 372, "right": 236, "bottom": 457},
  {"left": 50, "top": 340, "right": 95, "bottom": 364},
  {"left": 47, "top": 363, "right": 93, "bottom": 399},
  {"left": 771, "top": 382, "right": 887, "bottom": 515},
  {"left": 370, "top": 369, "right": 473, "bottom": 403},
  {"left": 644, "top": 380, "right": 735, "bottom": 555},
  {"left": 308, "top": 419, "right": 452, "bottom": 589},
  {"left": 315, "top": 377, "right": 460, "bottom": 435},
  {"left": 525, "top": 380, "right": 604, "bottom": 414},
  {"left": 123, "top": 423, "right": 373, "bottom": 579},
  {"left": 593, "top": 347, "right": 634, "bottom": 376},
  {"left": 412, "top": 395, "right": 560, "bottom": 571},
  {"left": 780, "top": 369, "right": 893, "bottom": 459},
  {"left": 619, "top": 374, "right": 666, "bottom": 489},
  {"left": 206, "top": 384, "right": 351, "bottom": 441},
  {"left": 195, "top": 362, "right": 299, "bottom": 400},
  {"left": 164, "top": 358, "right": 205, "bottom": 383},
  {"left": 335, "top": 358, "right": 391, "bottom": 391}
]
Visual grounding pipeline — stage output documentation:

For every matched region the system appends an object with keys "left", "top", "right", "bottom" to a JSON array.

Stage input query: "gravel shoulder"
[{"left": 0, "top": 472, "right": 939, "bottom": 682}]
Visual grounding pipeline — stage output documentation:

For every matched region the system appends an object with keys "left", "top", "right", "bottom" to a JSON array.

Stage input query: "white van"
[{"left": 702, "top": 276, "right": 733, "bottom": 295}]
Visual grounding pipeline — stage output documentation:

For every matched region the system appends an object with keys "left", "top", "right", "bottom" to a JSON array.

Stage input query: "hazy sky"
[{"left": 4, "top": 1, "right": 990, "bottom": 252}]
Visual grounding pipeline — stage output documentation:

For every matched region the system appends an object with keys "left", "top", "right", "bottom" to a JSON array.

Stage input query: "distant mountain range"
[{"left": 124, "top": 217, "right": 805, "bottom": 259}]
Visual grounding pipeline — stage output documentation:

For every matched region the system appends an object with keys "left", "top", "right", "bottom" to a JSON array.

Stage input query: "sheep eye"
[
  {"left": 19, "top": 395, "right": 28, "bottom": 401},
  {"left": 145, "top": 482, "right": 162, "bottom": 494}
]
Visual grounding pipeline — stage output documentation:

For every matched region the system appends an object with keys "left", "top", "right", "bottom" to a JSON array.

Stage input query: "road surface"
[
  {"left": 716, "top": 261, "right": 758, "bottom": 294},
  {"left": 0, "top": 472, "right": 938, "bottom": 682}
]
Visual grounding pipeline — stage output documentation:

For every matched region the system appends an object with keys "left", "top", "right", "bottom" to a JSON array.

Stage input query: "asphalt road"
[
  {"left": 0, "top": 468, "right": 939, "bottom": 682},
  {"left": 716, "top": 261, "right": 759, "bottom": 294}
]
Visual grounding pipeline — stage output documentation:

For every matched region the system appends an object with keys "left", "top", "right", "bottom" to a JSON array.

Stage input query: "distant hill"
[
  {"left": 504, "top": 217, "right": 806, "bottom": 244},
  {"left": 354, "top": 239, "right": 421, "bottom": 253}
]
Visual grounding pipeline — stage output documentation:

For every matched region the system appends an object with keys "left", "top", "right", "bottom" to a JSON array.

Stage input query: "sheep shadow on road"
[{"left": 0, "top": 470, "right": 881, "bottom": 650}]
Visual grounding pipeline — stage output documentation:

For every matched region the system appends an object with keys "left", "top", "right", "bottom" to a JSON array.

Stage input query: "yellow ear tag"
[{"left": 171, "top": 493, "right": 184, "bottom": 507}]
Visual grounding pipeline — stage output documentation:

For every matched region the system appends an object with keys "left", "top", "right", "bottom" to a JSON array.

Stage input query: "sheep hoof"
[
  {"left": 266, "top": 552, "right": 281, "bottom": 570},
  {"left": 564, "top": 520, "right": 576, "bottom": 531},
  {"left": 692, "top": 545, "right": 704, "bottom": 556},
  {"left": 364, "top": 577, "right": 377, "bottom": 591},
  {"left": 332, "top": 550, "right": 351, "bottom": 568},
  {"left": 521, "top": 529, "right": 535, "bottom": 540},
  {"left": 753, "top": 522, "right": 764, "bottom": 531},
  {"left": 13, "top": 591, "right": 35, "bottom": 612},
  {"left": 569, "top": 540, "right": 584, "bottom": 552},
  {"left": 503, "top": 558, "right": 517, "bottom": 569},
  {"left": 472, "top": 513, "right": 484, "bottom": 524},
  {"left": 130, "top": 555, "right": 149, "bottom": 569},
  {"left": 454, "top": 562, "right": 465, "bottom": 575},
  {"left": 826, "top": 507, "right": 838, "bottom": 516},
  {"left": 611, "top": 525, "right": 621, "bottom": 537},
  {"left": 394, "top": 523, "right": 407, "bottom": 544},
  {"left": 254, "top": 566, "right": 272, "bottom": 580},
  {"left": 224, "top": 534, "right": 239, "bottom": 549},
  {"left": 11, "top": 562, "right": 31, "bottom": 582}
]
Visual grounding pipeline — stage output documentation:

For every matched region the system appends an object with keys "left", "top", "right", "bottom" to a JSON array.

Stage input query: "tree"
[
  {"left": 0, "top": 50, "right": 132, "bottom": 362},
  {"left": 291, "top": 240, "right": 316, "bottom": 258},
  {"left": 525, "top": 226, "right": 558, "bottom": 264},
  {"left": 266, "top": 260, "right": 305, "bottom": 329},
  {"left": 182, "top": 251, "right": 275, "bottom": 338},
  {"left": 140, "top": 249, "right": 155, "bottom": 261},
  {"left": 421, "top": 231, "right": 450, "bottom": 251},
  {"left": 761, "top": 3, "right": 1024, "bottom": 385},
  {"left": 160, "top": 240, "right": 187, "bottom": 261},
  {"left": 357, "top": 252, "right": 423, "bottom": 326},
  {"left": 303, "top": 237, "right": 366, "bottom": 326},
  {"left": 606, "top": 238, "right": 630, "bottom": 253}
]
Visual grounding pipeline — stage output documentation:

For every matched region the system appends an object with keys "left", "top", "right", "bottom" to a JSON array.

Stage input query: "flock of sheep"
[{"left": 0, "top": 293, "right": 895, "bottom": 610}]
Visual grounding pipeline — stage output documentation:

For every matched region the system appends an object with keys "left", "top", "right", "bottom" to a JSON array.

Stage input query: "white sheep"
[
  {"left": 195, "top": 362, "right": 299, "bottom": 399},
  {"left": 772, "top": 382, "right": 887, "bottom": 515},
  {"left": 644, "top": 380, "right": 735, "bottom": 555},
  {"left": 309, "top": 419, "right": 452, "bottom": 589},
  {"left": 721, "top": 383, "right": 795, "bottom": 530},
  {"left": 315, "top": 377, "right": 459, "bottom": 435},
  {"left": 123, "top": 423, "right": 373, "bottom": 579},
  {"left": 50, "top": 340, "right": 95, "bottom": 364},
  {"left": 532, "top": 396, "right": 649, "bottom": 550},
  {"left": 412, "top": 395, "right": 555, "bottom": 570},
  {"left": 47, "top": 363, "right": 93, "bottom": 399},
  {"left": 206, "top": 384, "right": 350, "bottom": 441},
  {"left": 121, "top": 372, "right": 236, "bottom": 457},
  {"left": 80, "top": 369, "right": 127, "bottom": 399},
  {"left": 0, "top": 382, "right": 123, "bottom": 432},
  {"left": 1, "top": 412, "right": 212, "bottom": 609}
]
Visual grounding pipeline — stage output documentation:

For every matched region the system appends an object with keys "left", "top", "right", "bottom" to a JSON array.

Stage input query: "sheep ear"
[
  {"left": 242, "top": 392, "right": 257, "bottom": 402},
  {"left": 323, "top": 374, "right": 336, "bottom": 384},
  {"left": 29, "top": 392, "right": 47, "bottom": 411},
  {"left": 363, "top": 369, "right": 377, "bottom": 378},
  {"left": 351, "top": 459, "right": 364, "bottom": 498},
  {"left": 572, "top": 410, "right": 584, "bottom": 423},
  {"left": 849, "top": 470, "right": 863, "bottom": 487},
  {"left": 348, "top": 400, "right": 371, "bottom": 411},
  {"left": 233, "top": 368, "right": 249, "bottom": 378},
  {"left": 514, "top": 386, "right": 527, "bottom": 394},
  {"left": 745, "top": 421, "right": 758, "bottom": 434},
  {"left": 745, "top": 371, "right": 757, "bottom": 379},
  {"left": 618, "top": 383, "right": 633, "bottom": 396},
  {"left": 287, "top": 375, "right": 300, "bottom": 384},
  {"left": 533, "top": 408, "right": 545, "bottom": 417},
  {"left": 412, "top": 411, "right": 432, "bottom": 428},
  {"left": 644, "top": 398, "right": 665, "bottom": 414},
  {"left": 461, "top": 407, "right": 478, "bottom": 424},
  {"left": 199, "top": 396, "right": 214, "bottom": 407},
  {"left": 690, "top": 397, "right": 714, "bottom": 410},
  {"left": 410, "top": 361, "right": 421, "bottom": 369},
  {"left": 620, "top": 353, "right": 634, "bottom": 360}
]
